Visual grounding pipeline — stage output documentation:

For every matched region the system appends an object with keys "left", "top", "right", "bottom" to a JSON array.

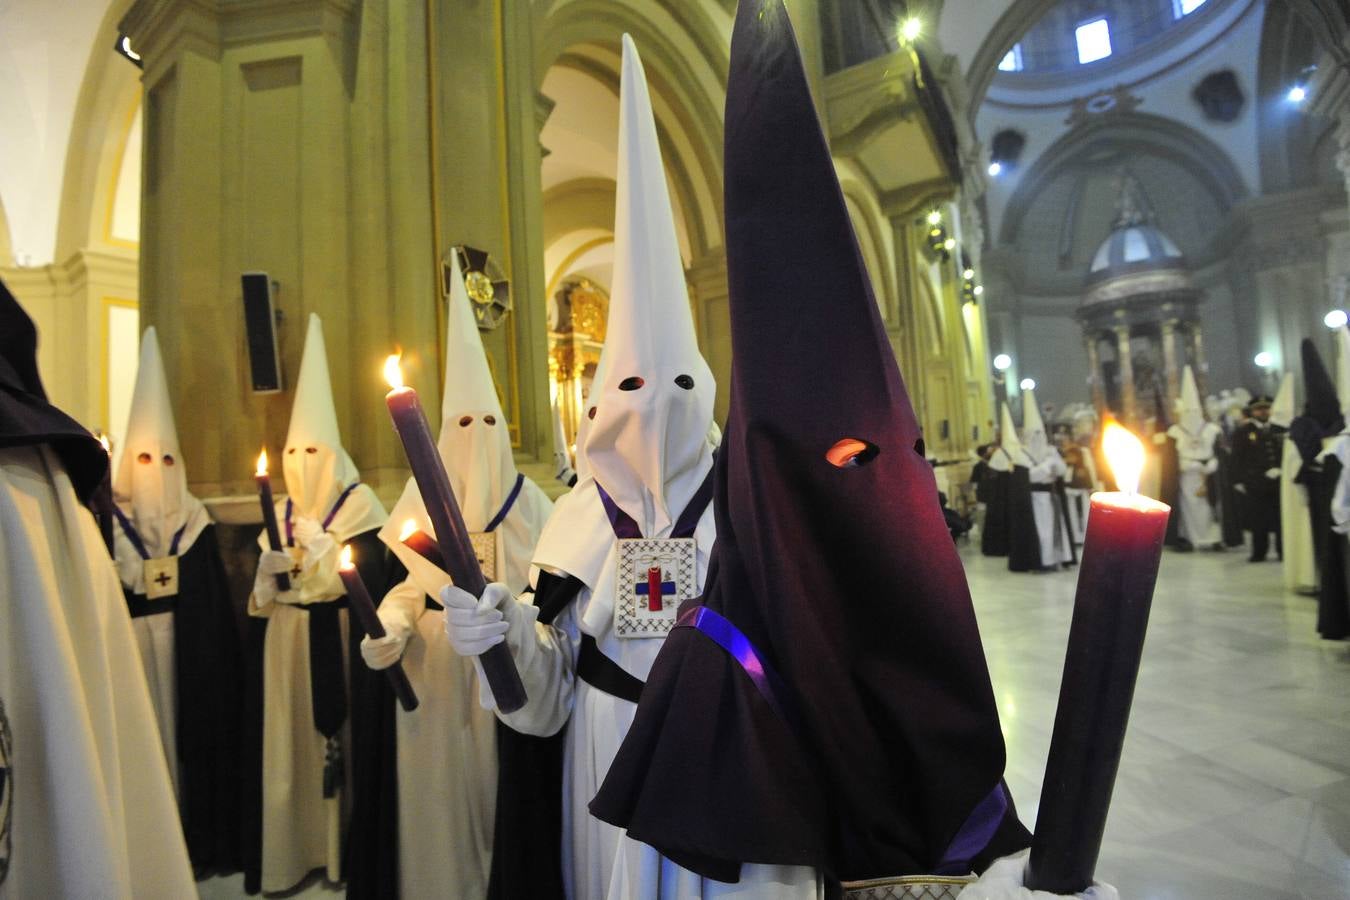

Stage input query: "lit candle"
[
  {"left": 339, "top": 545, "right": 419, "bottom": 712},
  {"left": 383, "top": 355, "right": 526, "bottom": 713},
  {"left": 95, "top": 431, "right": 115, "bottom": 552},
  {"left": 400, "top": 519, "right": 447, "bottom": 571},
  {"left": 254, "top": 448, "right": 291, "bottom": 592},
  {"left": 1025, "top": 422, "right": 1170, "bottom": 894}
]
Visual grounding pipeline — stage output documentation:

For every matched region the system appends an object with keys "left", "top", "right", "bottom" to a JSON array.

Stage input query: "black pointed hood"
[
  {"left": 592, "top": 0, "right": 1028, "bottom": 883},
  {"left": 0, "top": 278, "right": 107, "bottom": 502},
  {"left": 1291, "top": 338, "right": 1344, "bottom": 464}
]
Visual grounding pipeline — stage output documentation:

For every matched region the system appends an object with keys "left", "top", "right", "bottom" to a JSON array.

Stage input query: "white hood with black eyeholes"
[{"left": 113, "top": 327, "right": 211, "bottom": 591}]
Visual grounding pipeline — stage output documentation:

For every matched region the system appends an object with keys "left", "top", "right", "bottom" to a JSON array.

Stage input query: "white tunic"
[
  {"left": 1281, "top": 440, "right": 1317, "bottom": 593},
  {"left": 1014, "top": 448, "right": 1073, "bottom": 567},
  {"left": 500, "top": 482, "right": 822, "bottom": 900},
  {"left": 376, "top": 475, "right": 554, "bottom": 897},
  {"left": 0, "top": 446, "right": 196, "bottom": 899},
  {"left": 1168, "top": 423, "right": 1222, "bottom": 547}
]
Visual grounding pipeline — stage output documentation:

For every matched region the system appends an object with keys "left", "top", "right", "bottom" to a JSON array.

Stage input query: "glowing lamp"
[
  {"left": 1020, "top": 377, "right": 1036, "bottom": 391},
  {"left": 900, "top": 17, "right": 922, "bottom": 43},
  {"left": 993, "top": 353, "right": 1012, "bottom": 372},
  {"left": 1325, "top": 310, "right": 1347, "bottom": 330},
  {"left": 988, "top": 161, "right": 1003, "bottom": 177},
  {"left": 1253, "top": 351, "right": 1274, "bottom": 369},
  {"left": 1287, "top": 85, "right": 1307, "bottom": 103}
]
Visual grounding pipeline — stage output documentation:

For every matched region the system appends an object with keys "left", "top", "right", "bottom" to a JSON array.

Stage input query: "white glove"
[
  {"left": 253, "top": 550, "right": 294, "bottom": 607},
  {"left": 1235, "top": 483, "right": 1247, "bottom": 494},
  {"left": 957, "top": 853, "right": 1118, "bottom": 900},
  {"left": 292, "top": 515, "right": 325, "bottom": 547},
  {"left": 360, "top": 605, "right": 414, "bottom": 670},
  {"left": 1265, "top": 467, "right": 1281, "bottom": 480},
  {"left": 441, "top": 582, "right": 513, "bottom": 657}
]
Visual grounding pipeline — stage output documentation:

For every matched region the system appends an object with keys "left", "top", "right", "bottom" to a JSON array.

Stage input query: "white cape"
[
  {"left": 0, "top": 445, "right": 196, "bottom": 899},
  {"left": 1281, "top": 440, "right": 1317, "bottom": 593}
]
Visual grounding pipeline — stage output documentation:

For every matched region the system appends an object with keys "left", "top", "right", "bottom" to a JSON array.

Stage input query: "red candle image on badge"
[{"left": 647, "top": 566, "right": 664, "bottom": 612}]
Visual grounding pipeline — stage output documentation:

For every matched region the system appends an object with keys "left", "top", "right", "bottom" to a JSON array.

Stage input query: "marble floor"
[
  {"left": 967, "top": 546, "right": 1350, "bottom": 899},
  {"left": 204, "top": 545, "right": 1350, "bottom": 899}
]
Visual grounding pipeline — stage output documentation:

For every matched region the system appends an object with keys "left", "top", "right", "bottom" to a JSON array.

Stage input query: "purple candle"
[
  {"left": 339, "top": 544, "right": 419, "bottom": 712},
  {"left": 1026, "top": 423, "right": 1170, "bottom": 893},
  {"left": 383, "top": 355, "right": 526, "bottom": 713},
  {"left": 254, "top": 448, "right": 291, "bottom": 592}
]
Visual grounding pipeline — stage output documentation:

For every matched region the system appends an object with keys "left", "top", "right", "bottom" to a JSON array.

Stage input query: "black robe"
[
  {"left": 344, "top": 549, "right": 408, "bottom": 899},
  {"left": 486, "top": 570, "right": 575, "bottom": 900},
  {"left": 1006, "top": 466, "right": 1041, "bottom": 572},
  {"left": 1215, "top": 445, "right": 1245, "bottom": 548},
  {"left": 1158, "top": 438, "right": 1183, "bottom": 548},
  {"left": 241, "top": 528, "right": 395, "bottom": 894},
  {"left": 980, "top": 469, "right": 1010, "bottom": 558},
  {"left": 120, "top": 524, "right": 243, "bottom": 874},
  {"left": 1305, "top": 456, "right": 1350, "bottom": 640}
]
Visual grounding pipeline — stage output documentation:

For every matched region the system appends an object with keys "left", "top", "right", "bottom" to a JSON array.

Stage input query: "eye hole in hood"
[{"left": 826, "top": 438, "right": 879, "bottom": 468}]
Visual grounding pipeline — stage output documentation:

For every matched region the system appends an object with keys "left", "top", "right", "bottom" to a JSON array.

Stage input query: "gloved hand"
[
  {"left": 956, "top": 853, "right": 1118, "bottom": 900},
  {"left": 292, "top": 515, "right": 325, "bottom": 547},
  {"left": 360, "top": 605, "right": 414, "bottom": 671},
  {"left": 1235, "top": 483, "right": 1247, "bottom": 494},
  {"left": 253, "top": 550, "right": 294, "bottom": 607},
  {"left": 1266, "top": 467, "right": 1281, "bottom": 480},
  {"left": 441, "top": 582, "right": 513, "bottom": 657}
]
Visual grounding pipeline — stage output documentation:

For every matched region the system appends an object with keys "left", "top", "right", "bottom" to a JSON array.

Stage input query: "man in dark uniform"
[{"left": 1232, "top": 395, "right": 1284, "bottom": 562}]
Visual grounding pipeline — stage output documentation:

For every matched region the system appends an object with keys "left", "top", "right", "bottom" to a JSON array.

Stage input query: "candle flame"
[
  {"left": 255, "top": 447, "right": 269, "bottom": 476},
  {"left": 98, "top": 433, "right": 111, "bottom": 454},
  {"left": 340, "top": 544, "right": 355, "bottom": 571},
  {"left": 1103, "top": 421, "right": 1145, "bottom": 496},
  {"left": 399, "top": 519, "right": 419, "bottom": 541},
  {"left": 384, "top": 354, "right": 405, "bottom": 390}
]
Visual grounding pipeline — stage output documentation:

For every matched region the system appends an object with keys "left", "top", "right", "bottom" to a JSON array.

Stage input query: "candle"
[
  {"left": 1025, "top": 422, "right": 1170, "bottom": 894},
  {"left": 383, "top": 355, "right": 527, "bottom": 713},
  {"left": 94, "top": 431, "right": 115, "bottom": 553},
  {"left": 400, "top": 519, "right": 447, "bottom": 571},
  {"left": 339, "top": 545, "right": 419, "bottom": 712},
  {"left": 254, "top": 448, "right": 291, "bottom": 592}
]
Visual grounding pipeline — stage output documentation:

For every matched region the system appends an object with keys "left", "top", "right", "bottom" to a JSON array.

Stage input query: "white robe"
[
  {"left": 250, "top": 486, "right": 385, "bottom": 891},
  {"left": 500, "top": 482, "right": 822, "bottom": 900},
  {"left": 1281, "top": 440, "right": 1317, "bottom": 593},
  {"left": 376, "top": 476, "right": 554, "bottom": 897},
  {"left": 0, "top": 445, "right": 196, "bottom": 899},
  {"left": 132, "top": 612, "right": 179, "bottom": 795},
  {"left": 1168, "top": 423, "right": 1222, "bottom": 547},
  {"left": 1015, "top": 448, "right": 1073, "bottom": 566}
]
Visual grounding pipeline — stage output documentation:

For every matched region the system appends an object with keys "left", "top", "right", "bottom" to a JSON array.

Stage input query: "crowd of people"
[{"left": 968, "top": 355, "right": 1350, "bottom": 642}]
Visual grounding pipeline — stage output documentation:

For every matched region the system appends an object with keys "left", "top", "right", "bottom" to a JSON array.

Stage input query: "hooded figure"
[
  {"left": 1274, "top": 372, "right": 1317, "bottom": 592},
  {"left": 589, "top": 2, "right": 1030, "bottom": 888},
  {"left": 112, "top": 327, "right": 242, "bottom": 872},
  {"left": 1166, "top": 366, "right": 1223, "bottom": 550},
  {"left": 1287, "top": 340, "right": 1349, "bottom": 638},
  {"left": 245, "top": 313, "right": 392, "bottom": 893},
  {"left": 440, "top": 35, "right": 795, "bottom": 899},
  {"left": 1012, "top": 389, "right": 1074, "bottom": 570},
  {"left": 0, "top": 282, "right": 196, "bottom": 897},
  {"left": 352, "top": 252, "right": 554, "bottom": 899},
  {"left": 1231, "top": 385, "right": 1284, "bottom": 563},
  {"left": 977, "top": 406, "right": 1018, "bottom": 558}
]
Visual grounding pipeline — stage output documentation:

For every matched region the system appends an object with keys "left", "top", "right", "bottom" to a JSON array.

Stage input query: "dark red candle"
[
  {"left": 339, "top": 545, "right": 419, "bottom": 712},
  {"left": 383, "top": 355, "right": 527, "bottom": 714},
  {"left": 1026, "top": 423, "right": 1170, "bottom": 894},
  {"left": 647, "top": 566, "right": 663, "bottom": 612},
  {"left": 254, "top": 448, "right": 291, "bottom": 592}
]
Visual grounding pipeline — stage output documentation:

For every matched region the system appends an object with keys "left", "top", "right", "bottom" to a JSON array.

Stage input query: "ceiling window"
[
  {"left": 1173, "top": 0, "right": 1207, "bottom": 17},
  {"left": 1075, "top": 18, "right": 1112, "bottom": 64},
  {"left": 998, "top": 44, "right": 1025, "bottom": 72}
]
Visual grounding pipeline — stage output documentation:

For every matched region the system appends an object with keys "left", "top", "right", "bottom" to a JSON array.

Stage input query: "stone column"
[
  {"left": 1160, "top": 318, "right": 1180, "bottom": 413},
  {"left": 1084, "top": 331, "right": 1106, "bottom": 414},
  {"left": 1115, "top": 324, "right": 1137, "bottom": 428}
]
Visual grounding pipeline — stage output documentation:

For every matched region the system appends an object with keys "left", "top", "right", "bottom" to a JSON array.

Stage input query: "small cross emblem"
[
  {"left": 290, "top": 563, "right": 303, "bottom": 579},
  {"left": 153, "top": 571, "right": 173, "bottom": 588},
  {"left": 634, "top": 565, "right": 676, "bottom": 612}
]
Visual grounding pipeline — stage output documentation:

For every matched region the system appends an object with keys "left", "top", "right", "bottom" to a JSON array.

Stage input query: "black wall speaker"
[{"left": 241, "top": 272, "right": 283, "bottom": 393}]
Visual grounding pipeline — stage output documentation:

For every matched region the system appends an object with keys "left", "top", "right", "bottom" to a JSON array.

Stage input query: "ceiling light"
[
  {"left": 1287, "top": 85, "right": 1307, "bottom": 104},
  {"left": 993, "top": 354, "right": 1012, "bottom": 371},
  {"left": 1020, "top": 378, "right": 1037, "bottom": 391},
  {"left": 1253, "top": 351, "right": 1274, "bottom": 368},
  {"left": 988, "top": 161, "right": 1003, "bottom": 177},
  {"left": 1326, "top": 309, "right": 1347, "bottom": 329},
  {"left": 926, "top": 209, "right": 942, "bottom": 226}
]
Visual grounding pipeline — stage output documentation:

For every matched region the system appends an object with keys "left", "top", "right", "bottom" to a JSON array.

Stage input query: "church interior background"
[{"left": 6, "top": 0, "right": 1350, "bottom": 896}]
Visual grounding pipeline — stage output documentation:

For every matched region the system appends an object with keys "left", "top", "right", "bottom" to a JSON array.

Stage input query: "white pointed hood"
[
  {"left": 381, "top": 262, "right": 553, "bottom": 593},
  {"left": 1177, "top": 365, "right": 1205, "bottom": 434},
  {"left": 1336, "top": 326, "right": 1350, "bottom": 417},
  {"left": 282, "top": 314, "right": 363, "bottom": 518},
  {"left": 1022, "top": 388, "right": 1049, "bottom": 459},
  {"left": 112, "top": 328, "right": 211, "bottom": 589},
  {"left": 433, "top": 250, "right": 516, "bottom": 525},
  {"left": 1271, "top": 372, "right": 1295, "bottom": 429},
  {"left": 999, "top": 402, "right": 1022, "bottom": 459},
  {"left": 581, "top": 34, "right": 715, "bottom": 535}
]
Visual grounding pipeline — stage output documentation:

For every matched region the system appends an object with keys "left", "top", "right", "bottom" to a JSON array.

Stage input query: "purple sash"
[
  {"left": 595, "top": 466, "right": 715, "bottom": 541},
  {"left": 112, "top": 505, "right": 187, "bottom": 559},
  {"left": 286, "top": 482, "right": 361, "bottom": 546}
]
